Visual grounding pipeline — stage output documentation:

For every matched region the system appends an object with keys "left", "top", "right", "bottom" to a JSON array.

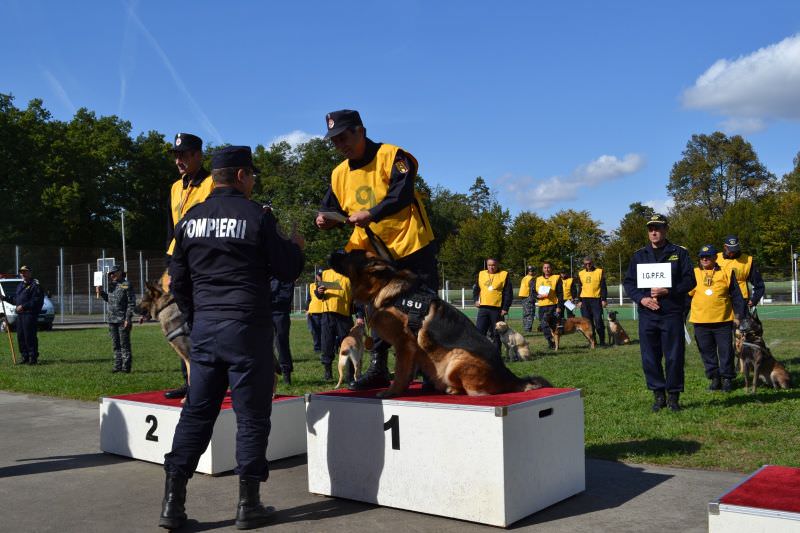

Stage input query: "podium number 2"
[
  {"left": 145, "top": 414, "right": 159, "bottom": 442},
  {"left": 383, "top": 415, "right": 400, "bottom": 450}
]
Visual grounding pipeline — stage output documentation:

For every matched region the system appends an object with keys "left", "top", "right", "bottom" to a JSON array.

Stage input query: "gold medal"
[{"left": 705, "top": 289, "right": 713, "bottom": 296}]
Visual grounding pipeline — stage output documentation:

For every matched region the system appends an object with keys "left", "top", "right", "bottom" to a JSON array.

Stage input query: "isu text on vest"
[{"left": 182, "top": 218, "right": 247, "bottom": 239}]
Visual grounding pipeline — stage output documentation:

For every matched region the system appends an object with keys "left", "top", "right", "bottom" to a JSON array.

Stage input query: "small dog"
[
  {"left": 494, "top": 321, "right": 530, "bottom": 361},
  {"left": 329, "top": 250, "right": 551, "bottom": 397},
  {"left": 606, "top": 311, "right": 631, "bottom": 346},
  {"left": 736, "top": 315, "right": 791, "bottom": 393},
  {"left": 544, "top": 313, "right": 595, "bottom": 351},
  {"left": 335, "top": 323, "right": 366, "bottom": 389}
]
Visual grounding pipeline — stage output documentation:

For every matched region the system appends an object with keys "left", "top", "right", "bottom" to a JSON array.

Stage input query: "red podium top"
[
  {"left": 720, "top": 465, "right": 800, "bottom": 514},
  {"left": 108, "top": 390, "right": 299, "bottom": 409},
  {"left": 314, "top": 382, "right": 576, "bottom": 407}
]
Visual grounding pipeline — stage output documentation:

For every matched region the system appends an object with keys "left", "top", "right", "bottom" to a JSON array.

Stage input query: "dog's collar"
[
  {"left": 166, "top": 321, "right": 191, "bottom": 342},
  {"left": 391, "top": 283, "right": 438, "bottom": 334},
  {"left": 153, "top": 295, "right": 176, "bottom": 318}
]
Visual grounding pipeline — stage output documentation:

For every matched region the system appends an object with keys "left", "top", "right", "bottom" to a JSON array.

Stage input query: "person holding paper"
[
  {"left": 315, "top": 109, "right": 437, "bottom": 391},
  {"left": 519, "top": 265, "right": 536, "bottom": 333},
  {"left": 96, "top": 265, "right": 136, "bottom": 373},
  {"left": 574, "top": 256, "right": 608, "bottom": 346},
  {"left": 560, "top": 270, "right": 576, "bottom": 318},
  {"left": 474, "top": 258, "right": 513, "bottom": 353},
  {"left": 534, "top": 262, "right": 563, "bottom": 350},
  {"left": 623, "top": 214, "right": 695, "bottom": 412},
  {"left": 306, "top": 269, "right": 325, "bottom": 355},
  {"left": 688, "top": 245, "right": 746, "bottom": 393},
  {"left": 316, "top": 268, "right": 362, "bottom": 381}
]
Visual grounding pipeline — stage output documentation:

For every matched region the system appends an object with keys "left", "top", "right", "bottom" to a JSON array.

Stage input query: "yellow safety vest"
[
  {"left": 518, "top": 274, "right": 534, "bottom": 298},
  {"left": 307, "top": 282, "right": 325, "bottom": 314},
  {"left": 534, "top": 275, "right": 561, "bottom": 307},
  {"left": 578, "top": 268, "right": 603, "bottom": 298},
  {"left": 477, "top": 270, "right": 508, "bottom": 307},
  {"left": 562, "top": 277, "right": 574, "bottom": 300},
  {"left": 331, "top": 144, "right": 434, "bottom": 259},
  {"left": 689, "top": 267, "right": 735, "bottom": 323},
  {"left": 717, "top": 252, "right": 752, "bottom": 299},
  {"left": 168, "top": 174, "right": 214, "bottom": 255},
  {"left": 318, "top": 270, "right": 352, "bottom": 317}
]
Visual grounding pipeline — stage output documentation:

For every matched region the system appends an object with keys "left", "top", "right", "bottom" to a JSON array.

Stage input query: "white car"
[{"left": 0, "top": 278, "right": 55, "bottom": 331}]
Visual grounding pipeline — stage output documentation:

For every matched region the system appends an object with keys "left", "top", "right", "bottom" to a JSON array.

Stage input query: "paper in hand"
[
  {"left": 537, "top": 285, "right": 551, "bottom": 296},
  {"left": 318, "top": 211, "right": 348, "bottom": 224},
  {"left": 93, "top": 271, "right": 104, "bottom": 287}
]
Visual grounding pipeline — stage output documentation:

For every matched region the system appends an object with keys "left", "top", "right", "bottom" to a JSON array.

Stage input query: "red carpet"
[
  {"left": 315, "top": 382, "right": 576, "bottom": 407},
  {"left": 109, "top": 390, "right": 298, "bottom": 410},
  {"left": 720, "top": 465, "right": 800, "bottom": 514}
]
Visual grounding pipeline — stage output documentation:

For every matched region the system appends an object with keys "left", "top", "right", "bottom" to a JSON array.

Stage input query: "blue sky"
[{"left": 3, "top": 1, "right": 800, "bottom": 231}]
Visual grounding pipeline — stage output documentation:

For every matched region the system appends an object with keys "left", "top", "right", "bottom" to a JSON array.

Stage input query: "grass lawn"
[{"left": 1, "top": 316, "right": 798, "bottom": 473}]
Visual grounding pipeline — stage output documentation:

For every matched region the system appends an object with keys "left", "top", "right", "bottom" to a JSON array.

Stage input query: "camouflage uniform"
[{"left": 99, "top": 277, "right": 136, "bottom": 372}]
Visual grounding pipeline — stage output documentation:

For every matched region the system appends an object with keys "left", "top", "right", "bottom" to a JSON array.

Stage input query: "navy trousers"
[
  {"left": 164, "top": 318, "right": 274, "bottom": 480},
  {"left": 581, "top": 298, "right": 605, "bottom": 345},
  {"left": 475, "top": 306, "right": 502, "bottom": 352},
  {"left": 271, "top": 311, "right": 293, "bottom": 373},
  {"left": 693, "top": 322, "right": 735, "bottom": 380},
  {"left": 638, "top": 313, "right": 685, "bottom": 392},
  {"left": 320, "top": 313, "right": 352, "bottom": 365},
  {"left": 16, "top": 314, "right": 38, "bottom": 361},
  {"left": 537, "top": 305, "right": 557, "bottom": 343},
  {"left": 307, "top": 313, "right": 322, "bottom": 352}
]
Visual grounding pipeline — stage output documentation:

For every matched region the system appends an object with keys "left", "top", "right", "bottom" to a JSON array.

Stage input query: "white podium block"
[
  {"left": 306, "top": 384, "right": 585, "bottom": 527},
  {"left": 709, "top": 465, "right": 800, "bottom": 533},
  {"left": 100, "top": 391, "right": 305, "bottom": 474}
]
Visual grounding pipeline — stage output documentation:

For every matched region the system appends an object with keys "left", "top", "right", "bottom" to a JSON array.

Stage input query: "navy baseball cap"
[
  {"left": 724, "top": 235, "right": 740, "bottom": 252},
  {"left": 324, "top": 109, "right": 363, "bottom": 139},
  {"left": 211, "top": 146, "right": 255, "bottom": 170},
  {"left": 698, "top": 245, "right": 717, "bottom": 258},
  {"left": 170, "top": 132, "right": 202, "bottom": 153},
  {"left": 526, "top": 265, "right": 535, "bottom": 272}
]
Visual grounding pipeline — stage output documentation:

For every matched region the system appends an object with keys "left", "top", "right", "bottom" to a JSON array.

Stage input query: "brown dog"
[
  {"left": 329, "top": 250, "right": 551, "bottom": 397},
  {"left": 335, "top": 323, "right": 366, "bottom": 389},
  {"left": 544, "top": 313, "right": 595, "bottom": 351},
  {"left": 606, "top": 311, "right": 631, "bottom": 346},
  {"left": 736, "top": 316, "right": 790, "bottom": 393},
  {"left": 494, "top": 321, "right": 530, "bottom": 361}
]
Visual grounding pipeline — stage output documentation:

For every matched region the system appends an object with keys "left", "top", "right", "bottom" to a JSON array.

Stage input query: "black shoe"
[
  {"left": 112, "top": 368, "right": 122, "bottom": 373},
  {"left": 323, "top": 364, "right": 333, "bottom": 381},
  {"left": 667, "top": 392, "right": 681, "bottom": 412},
  {"left": 20, "top": 358, "right": 30, "bottom": 365},
  {"left": 164, "top": 386, "right": 188, "bottom": 400},
  {"left": 721, "top": 378, "right": 733, "bottom": 392},
  {"left": 122, "top": 368, "right": 131, "bottom": 373},
  {"left": 349, "top": 352, "right": 391, "bottom": 391},
  {"left": 235, "top": 479, "right": 275, "bottom": 530},
  {"left": 652, "top": 390, "right": 667, "bottom": 412},
  {"left": 282, "top": 372, "right": 291, "bottom": 385},
  {"left": 158, "top": 474, "right": 188, "bottom": 530},
  {"left": 708, "top": 375, "right": 721, "bottom": 391},
  {"left": 28, "top": 359, "right": 38, "bottom": 365}
]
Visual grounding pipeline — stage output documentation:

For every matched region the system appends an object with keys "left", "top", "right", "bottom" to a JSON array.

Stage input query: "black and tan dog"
[
  {"left": 736, "top": 313, "right": 790, "bottom": 393},
  {"left": 606, "top": 311, "right": 631, "bottom": 346},
  {"left": 543, "top": 313, "right": 595, "bottom": 351},
  {"left": 329, "top": 250, "right": 551, "bottom": 397}
]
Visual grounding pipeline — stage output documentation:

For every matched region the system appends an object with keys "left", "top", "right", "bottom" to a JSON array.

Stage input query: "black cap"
[
  {"left": 324, "top": 109, "right": 363, "bottom": 139},
  {"left": 698, "top": 245, "right": 717, "bottom": 258},
  {"left": 724, "top": 235, "right": 740, "bottom": 252},
  {"left": 18, "top": 265, "right": 31, "bottom": 273},
  {"left": 646, "top": 213, "right": 668, "bottom": 227},
  {"left": 170, "top": 133, "right": 202, "bottom": 153},
  {"left": 316, "top": 268, "right": 324, "bottom": 276},
  {"left": 211, "top": 146, "right": 254, "bottom": 170},
  {"left": 108, "top": 265, "right": 122, "bottom": 274},
  {"left": 526, "top": 266, "right": 535, "bottom": 272}
]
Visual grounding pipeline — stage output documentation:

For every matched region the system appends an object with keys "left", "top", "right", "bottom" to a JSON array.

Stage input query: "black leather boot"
[
  {"left": 667, "top": 392, "right": 681, "bottom": 412},
  {"left": 323, "top": 363, "right": 333, "bottom": 381},
  {"left": 652, "top": 390, "right": 667, "bottom": 412},
  {"left": 708, "top": 374, "right": 721, "bottom": 391},
  {"left": 235, "top": 478, "right": 274, "bottom": 530},
  {"left": 158, "top": 473, "right": 188, "bottom": 530},
  {"left": 164, "top": 385, "right": 188, "bottom": 400},
  {"left": 348, "top": 351, "right": 390, "bottom": 390}
]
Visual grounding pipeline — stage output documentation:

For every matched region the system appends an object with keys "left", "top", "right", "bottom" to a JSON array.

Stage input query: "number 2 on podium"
[
  {"left": 145, "top": 414, "right": 159, "bottom": 442},
  {"left": 383, "top": 414, "right": 400, "bottom": 450}
]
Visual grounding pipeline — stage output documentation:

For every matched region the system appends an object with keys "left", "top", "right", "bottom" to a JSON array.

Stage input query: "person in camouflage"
[{"left": 96, "top": 265, "right": 136, "bottom": 373}]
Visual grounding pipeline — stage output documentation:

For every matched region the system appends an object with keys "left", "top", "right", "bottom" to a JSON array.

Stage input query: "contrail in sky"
[
  {"left": 41, "top": 68, "right": 76, "bottom": 114},
  {"left": 118, "top": 0, "right": 139, "bottom": 116}
]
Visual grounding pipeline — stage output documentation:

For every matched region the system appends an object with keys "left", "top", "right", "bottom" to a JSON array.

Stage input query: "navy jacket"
[
  {"left": 169, "top": 187, "right": 304, "bottom": 324},
  {"left": 270, "top": 278, "right": 295, "bottom": 314},
  {"left": 4, "top": 279, "right": 44, "bottom": 315},
  {"left": 623, "top": 240, "right": 695, "bottom": 317}
]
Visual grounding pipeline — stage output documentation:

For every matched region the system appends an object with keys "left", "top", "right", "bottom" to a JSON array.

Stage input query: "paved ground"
[{"left": 0, "top": 391, "right": 744, "bottom": 532}]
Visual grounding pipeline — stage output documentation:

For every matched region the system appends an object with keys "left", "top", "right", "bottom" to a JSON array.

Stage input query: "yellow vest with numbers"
[{"left": 578, "top": 268, "right": 603, "bottom": 298}]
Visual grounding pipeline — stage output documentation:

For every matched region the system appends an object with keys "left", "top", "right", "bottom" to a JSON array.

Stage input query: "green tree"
[
  {"left": 783, "top": 151, "right": 800, "bottom": 193},
  {"left": 504, "top": 211, "right": 547, "bottom": 277},
  {"left": 467, "top": 176, "right": 495, "bottom": 216},
  {"left": 604, "top": 202, "right": 656, "bottom": 280}
]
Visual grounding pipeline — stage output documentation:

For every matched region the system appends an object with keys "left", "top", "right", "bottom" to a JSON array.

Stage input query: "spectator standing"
[
  {"left": 96, "top": 265, "right": 136, "bottom": 373},
  {"left": 0, "top": 265, "right": 44, "bottom": 364},
  {"left": 473, "top": 257, "right": 513, "bottom": 352}
]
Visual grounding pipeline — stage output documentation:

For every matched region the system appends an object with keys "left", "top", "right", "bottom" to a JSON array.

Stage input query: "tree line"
[{"left": 2, "top": 94, "right": 799, "bottom": 284}]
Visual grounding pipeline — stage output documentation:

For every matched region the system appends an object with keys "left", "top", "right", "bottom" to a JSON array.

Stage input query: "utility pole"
[{"left": 121, "top": 209, "right": 128, "bottom": 272}]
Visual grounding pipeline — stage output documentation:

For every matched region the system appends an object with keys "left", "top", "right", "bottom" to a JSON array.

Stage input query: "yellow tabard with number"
[
  {"left": 478, "top": 270, "right": 508, "bottom": 307},
  {"left": 168, "top": 174, "right": 214, "bottom": 255},
  {"left": 307, "top": 283, "right": 325, "bottom": 314},
  {"left": 562, "top": 277, "right": 574, "bottom": 300},
  {"left": 716, "top": 252, "right": 752, "bottom": 299},
  {"left": 689, "top": 267, "right": 734, "bottom": 323},
  {"left": 318, "top": 270, "right": 352, "bottom": 317},
  {"left": 331, "top": 143, "right": 434, "bottom": 259},
  {"left": 535, "top": 275, "right": 561, "bottom": 307},
  {"left": 578, "top": 268, "right": 603, "bottom": 298},
  {"left": 518, "top": 274, "right": 534, "bottom": 298}
]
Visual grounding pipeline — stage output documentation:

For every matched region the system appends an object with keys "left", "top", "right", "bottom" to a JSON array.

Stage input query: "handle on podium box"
[{"left": 538, "top": 408, "right": 553, "bottom": 418}]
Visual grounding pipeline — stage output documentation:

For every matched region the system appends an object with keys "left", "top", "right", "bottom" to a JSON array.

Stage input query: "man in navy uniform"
[
  {"left": 623, "top": 214, "right": 695, "bottom": 412},
  {"left": 270, "top": 276, "right": 295, "bottom": 385},
  {"left": 1, "top": 265, "right": 44, "bottom": 364},
  {"left": 159, "top": 146, "right": 304, "bottom": 530}
]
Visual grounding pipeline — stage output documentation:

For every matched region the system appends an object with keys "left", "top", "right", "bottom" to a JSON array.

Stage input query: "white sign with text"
[{"left": 636, "top": 263, "right": 672, "bottom": 288}]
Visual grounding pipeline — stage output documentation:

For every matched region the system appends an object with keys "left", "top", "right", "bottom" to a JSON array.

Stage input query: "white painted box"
[
  {"left": 709, "top": 465, "right": 800, "bottom": 533},
  {"left": 305, "top": 385, "right": 585, "bottom": 527},
  {"left": 100, "top": 391, "right": 305, "bottom": 474}
]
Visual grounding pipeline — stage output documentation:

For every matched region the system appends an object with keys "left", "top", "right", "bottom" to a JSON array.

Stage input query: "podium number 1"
[
  {"left": 145, "top": 414, "right": 159, "bottom": 442},
  {"left": 383, "top": 414, "right": 400, "bottom": 450}
]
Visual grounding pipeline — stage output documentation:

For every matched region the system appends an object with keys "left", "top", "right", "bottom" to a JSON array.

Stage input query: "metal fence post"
[
  {"left": 59, "top": 247, "right": 64, "bottom": 323},
  {"left": 88, "top": 263, "right": 92, "bottom": 315},
  {"left": 139, "top": 251, "right": 144, "bottom": 298}
]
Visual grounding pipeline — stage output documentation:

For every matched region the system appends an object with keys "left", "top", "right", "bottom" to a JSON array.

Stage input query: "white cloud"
[
  {"left": 644, "top": 198, "right": 675, "bottom": 215},
  {"left": 270, "top": 130, "right": 321, "bottom": 149},
  {"left": 682, "top": 34, "right": 800, "bottom": 132},
  {"left": 498, "top": 153, "right": 646, "bottom": 210}
]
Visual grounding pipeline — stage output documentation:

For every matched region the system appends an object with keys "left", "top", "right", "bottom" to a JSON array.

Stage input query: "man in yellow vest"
[
  {"left": 519, "top": 265, "right": 536, "bottom": 332},
  {"left": 473, "top": 257, "right": 513, "bottom": 353},
  {"left": 689, "top": 245, "right": 746, "bottom": 392},
  {"left": 717, "top": 235, "right": 765, "bottom": 308},
  {"left": 163, "top": 132, "right": 214, "bottom": 400},
  {"left": 306, "top": 269, "right": 325, "bottom": 355},
  {"left": 574, "top": 256, "right": 608, "bottom": 346},
  {"left": 315, "top": 268, "right": 362, "bottom": 382},
  {"left": 315, "top": 110, "right": 438, "bottom": 391},
  {"left": 534, "top": 261, "right": 564, "bottom": 350},
  {"left": 560, "top": 269, "right": 576, "bottom": 318}
]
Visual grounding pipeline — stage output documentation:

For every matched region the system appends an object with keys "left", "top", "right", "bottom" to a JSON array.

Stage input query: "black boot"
[
  {"left": 235, "top": 478, "right": 274, "bottom": 530},
  {"left": 349, "top": 351, "right": 390, "bottom": 390},
  {"left": 708, "top": 374, "right": 721, "bottom": 391},
  {"left": 667, "top": 392, "right": 681, "bottom": 412},
  {"left": 652, "top": 390, "right": 667, "bottom": 412},
  {"left": 158, "top": 473, "right": 188, "bottom": 530},
  {"left": 282, "top": 371, "right": 291, "bottom": 385},
  {"left": 721, "top": 378, "right": 733, "bottom": 392},
  {"left": 164, "top": 385, "right": 188, "bottom": 400},
  {"left": 323, "top": 363, "right": 333, "bottom": 381}
]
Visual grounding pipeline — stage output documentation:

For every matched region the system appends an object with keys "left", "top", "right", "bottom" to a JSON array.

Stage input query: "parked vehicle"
[{"left": 0, "top": 278, "right": 55, "bottom": 331}]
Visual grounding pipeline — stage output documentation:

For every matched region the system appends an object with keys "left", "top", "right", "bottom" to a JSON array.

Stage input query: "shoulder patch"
[
  {"left": 394, "top": 160, "right": 409, "bottom": 174},
  {"left": 119, "top": 282, "right": 130, "bottom": 289},
  {"left": 668, "top": 255, "right": 678, "bottom": 261}
]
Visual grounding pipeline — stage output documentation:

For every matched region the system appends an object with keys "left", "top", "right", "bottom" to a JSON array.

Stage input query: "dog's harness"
[{"left": 391, "top": 283, "right": 438, "bottom": 334}]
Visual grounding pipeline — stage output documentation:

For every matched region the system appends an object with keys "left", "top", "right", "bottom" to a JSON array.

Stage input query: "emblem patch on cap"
[
  {"left": 395, "top": 160, "right": 409, "bottom": 174},
  {"left": 175, "top": 138, "right": 182, "bottom": 146},
  {"left": 727, "top": 238, "right": 736, "bottom": 245},
  {"left": 702, "top": 246, "right": 709, "bottom": 252},
  {"left": 327, "top": 118, "right": 335, "bottom": 130}
]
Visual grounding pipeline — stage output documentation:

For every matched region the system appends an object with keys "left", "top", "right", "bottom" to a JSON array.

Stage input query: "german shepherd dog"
[
  {"left": 606, "top": 311, "right": 631, "bottom": 346},
  {"left": 329, "top": 250, "right": 551, "bottom": 397},
  {"left": 494, "top": 321, "right": 531, "bottom": 361},
  {"left": 736, "top": 313, "right": 790, "bottom": 393},
  {"left": 335, "top": 323, "right": 366, "bottom": 389},
  {"left": 543, "top": 313, "right": 595, "bottom": 351}
]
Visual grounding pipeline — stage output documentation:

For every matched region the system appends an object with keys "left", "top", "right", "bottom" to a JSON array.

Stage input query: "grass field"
[{"left": 1, "top": 315, "right": 798, "bottom": 473}]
